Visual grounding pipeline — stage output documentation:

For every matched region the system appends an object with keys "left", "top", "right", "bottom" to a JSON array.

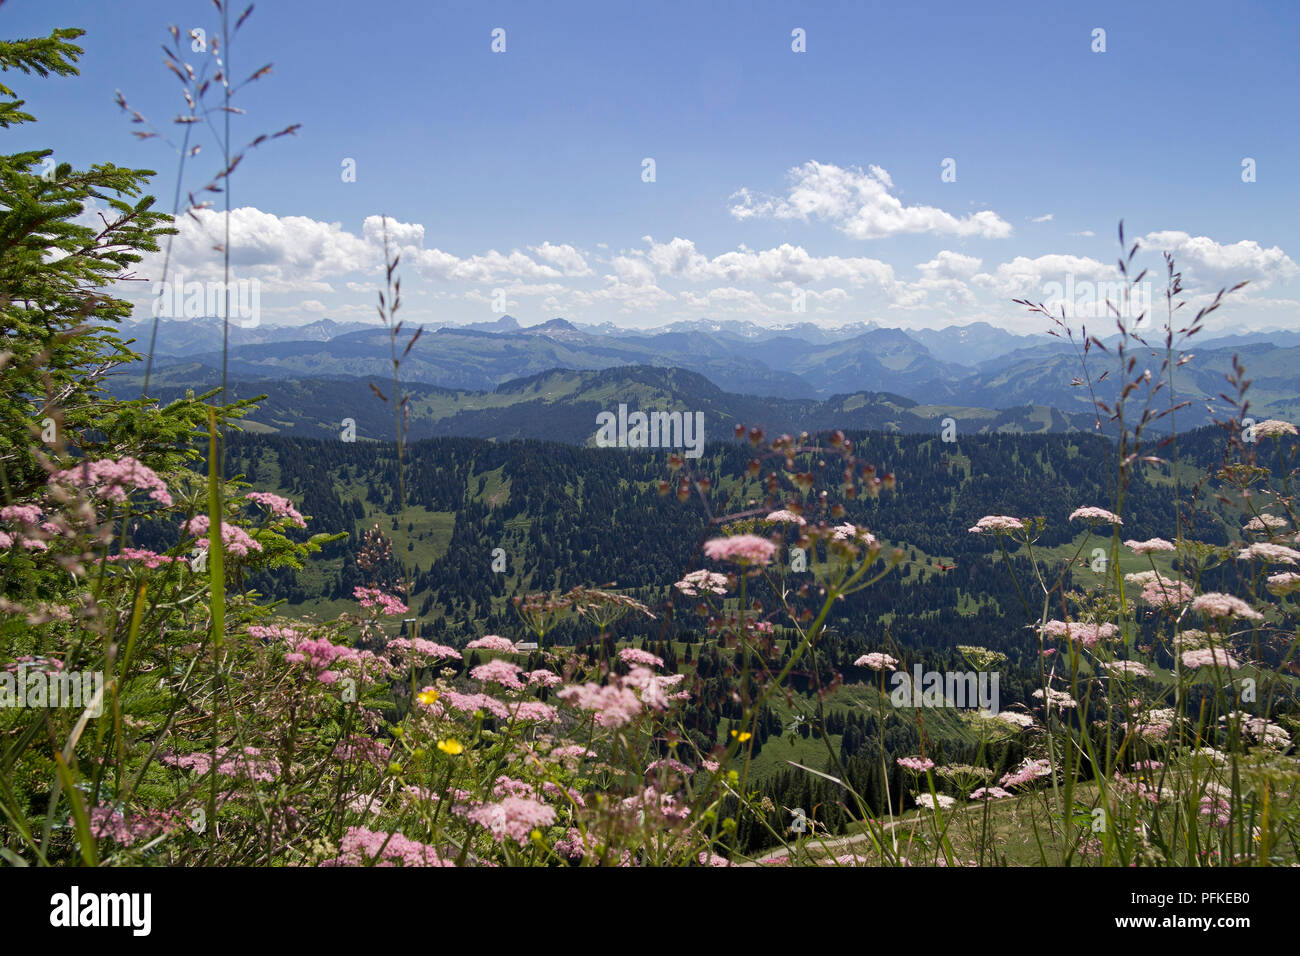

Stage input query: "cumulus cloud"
[
  {"left": 729, "top": 161, "right": 1013, "bottom": 240},
  {"left": 916, "top": 251, "right": 983, "bottom": 280},
  {"left": 636, "top": 236, "right": 896, "bottom": 287},
  {"left": 971, "top": 254, "right": 1115, "bottom": 298},
  {"left": 1141, "top": 231, "right": 1298, "bottom": 290},
  {"left": 528, "top": 241, "right": 594, "bottom": 276},
  {"left": 134, "top": 208, "right": 585, "bottom": 290}
]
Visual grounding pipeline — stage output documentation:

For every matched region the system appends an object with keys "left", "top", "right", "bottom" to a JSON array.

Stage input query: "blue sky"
[{"left": 9, "top": 0, "right": 1300, "bottom": 331}]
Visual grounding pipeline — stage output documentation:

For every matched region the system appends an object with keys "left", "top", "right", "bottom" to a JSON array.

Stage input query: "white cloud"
[
  {"left": 972, "top": 254, "right": 1115, "bottom": 298},
  {"left": 528, "top": 242, "right": 594, "bottom": 277},
  {"left": 1029, "top": 213, "right": 1054, "bottom": 223},
  {"left": 729, "top": 161, "right": 1013, "bottom": 240},
  {"left": 916, "top": 251, "right": 983, "bottom": 280},
  {"left": 1141, "top": 231, "right": 1298, "bottom": 290},
  {"left": 637, "top": 236, "right": 896, "bottom": 287}
]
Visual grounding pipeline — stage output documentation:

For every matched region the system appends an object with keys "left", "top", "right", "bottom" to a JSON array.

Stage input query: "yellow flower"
[
  {"left": 437, "top": 738, "right": 464, "bottom": 756},
  {"left": 730, "top": 730, "right": 752, "bottom": 742},
  {"left": 417, "top": 688, "right": 440, "bottom": 706}
]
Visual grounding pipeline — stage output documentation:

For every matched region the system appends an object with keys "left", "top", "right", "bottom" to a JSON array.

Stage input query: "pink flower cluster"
[
  {"left": 323, "top": 826, "right": 451, "bottom": 866},
  {"left": 702, "top": 533, "right": 778, "bottom": 566},
  {"left": 1191, "top": 592, "right": 1263, "bottom": 620},
  {"left": 285, "top": 635, "right": 374, "bottom": 684},
  {"left": 968, "top": 515, "right": 1026, "bottom": 534},
  {"left": 1000, "top": 758, "right": 1053, "bottom": 788},
  {"left": 471, "top": 658, "right": 525, "bottom": 690},
  {"left": 49, "top": 456, "right": 173, "bottom": 507},
  {"left": 969, "top": 787, "right": 1014, "bottom": 800},
  {"left": 1040, "top": 620, "right": 1119, "bottom": 647},
  {"left": 1069, "top": 506, "right": 1122, "bottom": 525},
  {"left": 619, "top": 647, "right": 663, "bottom": 668},
  {"left": 557, "top": 681, "right": 644, "bottom": 728},
  {"left": 674, "top": 569, "right": 729, "bottom": 597},
  {"left": 1140, "top": 579, "right": 1194, "bottom": 608},
  {"left": 386, "top": 636, "right": 460, "bottom": 664},
  {"left": 854, "top": 652, "right": 899, "bottom": 671},
  {"left": 466, "top": 635, "right": 515, "bottom": 652},
  {"left": 162, "top": 747, "right": 279, "bottom": 783},
  {"left": 243, "top": 491, "right": 306, "bottom": 527},
  {"left": 1, "top": 504, "right": 43, "bottom": 527},
  {"left": 1181, "top": 648, "right": 1242, "bottom": 670},
  {"left": 467, "top": 797, "right": 556, "bottom": 845},
  {"left": 246, "top": 624, "right": 300, "bottom": 641},
  {"left": 440, "top": 689, "right": 510, "bottom": 720},
  {"left": 1125, "top": 537, "right": 1175, "bottom": 554},
  {"left": 766, "top": 509, "right": 806, "bottom": 525},
  {"left": 507, "top": 700, "right": 560, "bottom": 723},
  {"left": 333, "top": 734, "right": 391, "bottom": 767},
  {"left": 897, "top": 756, "right": 934, "bottom": 773},
  {"left": 1253, "top": 419, "right": 1298, "bottom": 439},
  {"left": 106, "top": 548, "right": 183, "bottom": 569},
  {"left": 184, "top": 515, "right": 262, "bottom": 557},
  {"left": 1102, "top": 660, "right": 1152, "bottom": 678},
  {"left": 352, "top": 587, "right": 407, "bottom": 616},
  {"left": 89, "top": 805, "right": 184, "bottom": 846},
  {"left": 1237, "top": 542, "right": 1300, "bottom": 565}
]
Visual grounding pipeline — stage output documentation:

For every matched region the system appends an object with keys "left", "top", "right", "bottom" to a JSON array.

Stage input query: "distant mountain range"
[
  {"left": 107, "top": 363, "right": 1098, "bottom": 444},
  {"left": 117, "top": 314, "right": 1300, "bottom": 430}
]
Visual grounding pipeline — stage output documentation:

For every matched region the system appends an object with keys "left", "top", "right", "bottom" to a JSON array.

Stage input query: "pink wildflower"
[
  {"left": 0, "top": 504, "right": 43, "bottom": 527},
  {"left": 619, "top": 647, "right": 663, "bottom": 668},
  {"left": 1181, "top": 648, "right": 1242, "bottom": 670},
  {"left": 765, "top": 509, "right": 806, "bottom": 526},
  {"left": 106, "top": 548, "right": 183, "bottom": 569},
  {"left": 557, "top": 681, "right": 643, "bottom": 728},
  {"left": 968, "top": 515, "right": 1027, "bottom": 534},
  {"left": 854, "top": 652, "right": 898, "bottom": 671},
  {"left": 386, "top": 637, "right": 461, "bottom": 663},
  {"left": 243, "top": 492, "right": 306, "bottom": 527},
  {"left": 1253, "top": 419, "right": 1298, "bottom": 439},
  {"left": 674, "top": 569, "right": 729, "bottom": 597},
  {"left": 703, "top": 534, "right": 778, "bottom": 566},
  {"left": 1191, "top": 592, "right": 1263, "bottom": 620},
  {"left": 323, "top": 826, "right": 451, "bottom": 867},
  {"left": 970, "top": 786, "right": 1014, "bottom": 800},
  {"left": 1141, "top": 579, "right": 1194, "bottom": 607},
  {"left": 352, "top": 587, "right": 408, "bottom": 616},
  {"left": 48, "top": 456, "right": 173, "bottom": 507},
  {"left": 507, "top": 700, "right": 560, "bottom": 723},
  {"left": 471, "top": 658, "right": 525, "bottom": 690},
  {"left": 468, "top": 797, "right": 556, "bottom": 845},
  {"left": 1069, "top": 506, "right": 1122, "bottom": 525},
  {"left": 440, "top": 689, "right": 510, "bottom": 720},
  {"left": 1237, "top": 542, "right": 1300, "bottom": 565},
  {"left": 1124, "top": 537, "right": 1175, "bottom": 554},
  {"left": 1000, "top": 758, "right": 1053, "bottom": 788},
  {"left": 466, "top": 635, "right": 515, "bottom": 652},
  {"left": 897, "top": 756, "right": 935, "bottom": 773},
  {"left": 184, "top": 515, "right": 262, "bottom": 557}
]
